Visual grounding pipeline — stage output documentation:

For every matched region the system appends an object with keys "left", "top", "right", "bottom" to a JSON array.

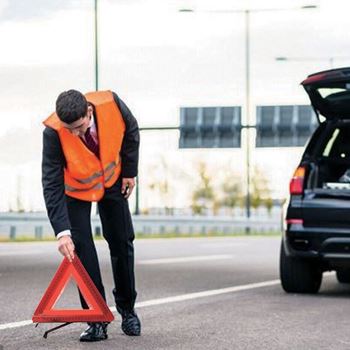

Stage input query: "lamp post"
[
  {"left": 179, "top": 5, "right": 317, "bottom": 227},
  {"left": 92, "top": 0, "right": 100, "bottom": 219},
  {"left": 94, "top": 0, "right": 99, "bottom": 91},
  {"left": 93, "top": 1, "right": 144, "bottom": 216}
]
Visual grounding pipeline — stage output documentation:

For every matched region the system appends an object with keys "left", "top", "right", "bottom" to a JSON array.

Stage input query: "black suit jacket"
[{"left": 42, "top": 92, "right": 140, "bottom": 235}]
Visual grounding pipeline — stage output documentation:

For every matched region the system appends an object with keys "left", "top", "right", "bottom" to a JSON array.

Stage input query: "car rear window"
[
  {"left": 307, "top": 125, "right": 350, "bottom": 191},
  {"left": 315, "top": 85, "right": 350, "bottom": 117},
  {"left": 318, "top": 88, "right": 347, "bottom": 98}
]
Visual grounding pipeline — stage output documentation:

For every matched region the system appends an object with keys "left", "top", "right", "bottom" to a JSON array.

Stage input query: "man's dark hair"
[{"left": 55, "top": 89, "right": 88, "bottom": 124}]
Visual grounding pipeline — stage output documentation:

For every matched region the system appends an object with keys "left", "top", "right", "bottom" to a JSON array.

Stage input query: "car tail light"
[
  {"left": 286, "top": 219, "right": 303, "bottom": 225},
  {"left": 289, "top": 166, "right": 306, "bottom": 195}
]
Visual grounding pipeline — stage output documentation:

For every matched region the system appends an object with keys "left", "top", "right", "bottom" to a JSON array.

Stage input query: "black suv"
[{"left": 280, "top": 67, "right": 350, "bottom": 293}]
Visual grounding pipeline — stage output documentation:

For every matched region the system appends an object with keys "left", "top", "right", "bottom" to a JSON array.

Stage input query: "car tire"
[
  {"left": 280, "top": 241, "right": 322, "bottom": 293},
  {"left": 336, "top": 270, "right": 350, "bottom": 283}
]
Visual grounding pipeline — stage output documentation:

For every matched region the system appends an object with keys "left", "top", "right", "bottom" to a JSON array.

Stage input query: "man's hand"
[
  {"left": 121, "top": 177, "right": 135, "bottom": 199},
  {"left": 58, "top": 236, "right": 75, "bottom": 262}
]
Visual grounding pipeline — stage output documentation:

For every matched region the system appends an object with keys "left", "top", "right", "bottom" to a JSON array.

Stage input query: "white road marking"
[
  {"left": 0, "top": 251, "right": 43, "bottom": 257},
  {"left": 199, "top": 242, "right": 249, "bottom": 248},
  {"left": 0, "top": 278, "right": 279, "bottom": 331},
  {"left": 137, "top": 255, "right": 234, "bottom": 265},
  {"left": 0, "top": 320, "right": 33, "bottom": 330},
  {"left": 0, "top": 272, "right": 336, "bottom": 332},
  {"left": 117, "top": 280, "right": 281, "bottom": 309}
]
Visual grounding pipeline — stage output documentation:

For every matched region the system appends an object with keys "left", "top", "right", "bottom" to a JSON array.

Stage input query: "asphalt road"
[{"left": 1, "top": 236, "right": 350, "bottom": 349}]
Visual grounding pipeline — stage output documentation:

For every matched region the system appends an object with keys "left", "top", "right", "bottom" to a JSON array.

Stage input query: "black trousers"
[{"left": 66, "top": 177, "right": 137, "bottom": 312}]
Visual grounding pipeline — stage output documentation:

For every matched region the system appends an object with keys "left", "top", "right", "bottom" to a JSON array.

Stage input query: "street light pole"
[
  {"left": 93, "top": 0, "right": 100, "bottom": 220},
  {"left": 93, "top": 1, "right": 141, "bottom": 216},
  {"left": 94, "top": 0, "right": 99, "bottom": 91},
  {"left": 245, "top": 10, "right": 251, "bottom": 223},
  {"left": 238, "top": 6, "right": 318, "bottom": 227},
  {"left": 135, "top": 174, "right": 140, "bottom": 215},
  {"left": 179, "top": 5, "right": 317, "bottom": 226}
]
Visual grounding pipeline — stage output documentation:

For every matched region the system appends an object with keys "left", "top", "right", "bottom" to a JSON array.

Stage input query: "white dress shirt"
[{"left": 57, "top": 115, "right": 98, "bottom": 240}]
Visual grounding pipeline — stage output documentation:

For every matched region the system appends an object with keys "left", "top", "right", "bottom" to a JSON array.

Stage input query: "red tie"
[{"left": 84, "top": 127, "right": 99, "bottom": 157}]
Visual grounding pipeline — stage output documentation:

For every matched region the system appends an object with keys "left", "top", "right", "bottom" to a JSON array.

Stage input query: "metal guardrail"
[{"left": 0, "top": 212, "right": 282, "bottom": 239}]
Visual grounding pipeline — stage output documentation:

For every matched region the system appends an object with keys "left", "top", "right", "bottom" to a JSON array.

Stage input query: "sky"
[{"left": 0, "top": 0, "right": 350, "bottom": 212}]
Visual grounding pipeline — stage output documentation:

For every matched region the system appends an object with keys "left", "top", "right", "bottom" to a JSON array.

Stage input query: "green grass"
[
  {"left": 135, "top": 231, "right": 281, "bottom": 239},
  {"left": 0, "top": 231, "right": 281, "bottom": 242},
  {"left": 0, "top": 236, "right": 56, "bottom": 243}
]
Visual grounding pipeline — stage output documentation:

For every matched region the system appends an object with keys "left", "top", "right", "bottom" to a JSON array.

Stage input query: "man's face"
[{"left": 62, "top": 105, "right": 93, "bottom": 137}]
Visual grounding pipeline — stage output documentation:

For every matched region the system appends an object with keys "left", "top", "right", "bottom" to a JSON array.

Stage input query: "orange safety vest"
[{"left": 43, "top": 90, "right": 126, "bottom": 202}]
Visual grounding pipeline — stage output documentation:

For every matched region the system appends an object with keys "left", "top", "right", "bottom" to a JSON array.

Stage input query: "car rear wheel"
[
  {"left": 280, "top": 241, "right": 322, "bottom": 293},
  {"left": 336, "top": 269, "right": 350, "bottom": 283}
]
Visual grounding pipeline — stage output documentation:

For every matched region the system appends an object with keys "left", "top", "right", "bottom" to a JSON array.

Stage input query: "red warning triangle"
[{"left": 32, "top": 255, "right": 114, "bottom": 323}]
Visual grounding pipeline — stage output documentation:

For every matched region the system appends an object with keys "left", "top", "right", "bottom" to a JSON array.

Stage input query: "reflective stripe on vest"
[
  {"left": 105, "top": 170, "right": 116, "bottom": 183},
  {"left": 65, "top": 183, "right": 103, "bottom": 192},
  {"left": 104, "top": 160, "right": 119, "bottom": 183},
  {"left": 104, "top": 161, "right": 116, "bottom": 173},
  {"left": 74, "top": 170, "right": 103, "bottom": 185},
  {"left": 67, "top": 161, "right": 118, "bottom": 191}
]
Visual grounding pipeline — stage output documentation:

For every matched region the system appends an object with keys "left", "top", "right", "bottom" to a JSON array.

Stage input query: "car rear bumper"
[{"left": 284, "top": 222, "right": 350, "bottom": 261}]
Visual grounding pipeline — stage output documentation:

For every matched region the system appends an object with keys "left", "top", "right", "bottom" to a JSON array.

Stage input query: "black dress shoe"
[
  {"left": 117, "top": 307, "right": 141, "bottom": 336},
  {"left": 79, "top": 322, "right": 108, "bottom": 342}
]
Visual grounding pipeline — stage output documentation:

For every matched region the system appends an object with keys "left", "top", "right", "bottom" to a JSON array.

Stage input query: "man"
[{"left": 42, "top": 89, "right": 141, "bottom": 342}]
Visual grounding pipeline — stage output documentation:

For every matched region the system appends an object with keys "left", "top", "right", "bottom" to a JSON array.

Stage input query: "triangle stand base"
[{"left": 35, "top": 322, "right": 73, "bottom": 339}]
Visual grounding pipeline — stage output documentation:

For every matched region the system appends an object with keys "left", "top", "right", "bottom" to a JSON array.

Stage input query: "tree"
[
  {"left": 250, "top": 166, "right": 272, "bottom": 212},
  {"left": 191, "top": 162, "right": 216, "bottom": 215},
  {"left": 16, "top": 175, "right": 25, "bottom": 213},
  {"left": 148, "top": 156, "right": 173, "bottom": 214},
  {"left": 264, "top": 197, "right": 274, "bottom": 214},
  {"left": 219, "top": 174, "right": 243, "bottom": 215}
]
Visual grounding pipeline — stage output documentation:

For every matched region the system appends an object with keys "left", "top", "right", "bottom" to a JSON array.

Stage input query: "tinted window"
[{"left": 318, "top": 88, "right": 347, "bottom": 98}]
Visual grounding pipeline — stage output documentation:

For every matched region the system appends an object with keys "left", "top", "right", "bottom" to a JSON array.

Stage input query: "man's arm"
[
  {"left": 42, "top": 127, "right": 71, "bottom": 234},
  {"left": 42, "top": 127, "right": 75, "bottom": 261},
  {"left": 112, "top": 92, "right": 140, "bottom": 178}
]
